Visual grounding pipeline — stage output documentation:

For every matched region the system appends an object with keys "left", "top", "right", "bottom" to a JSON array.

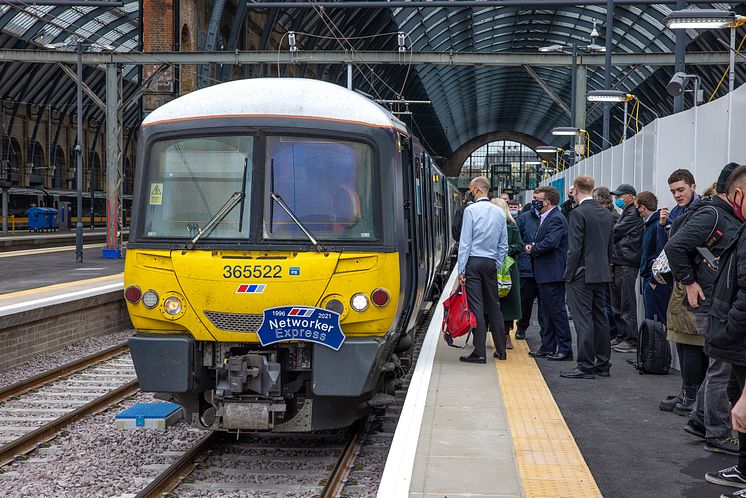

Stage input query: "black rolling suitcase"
[{"left": 636, "top": 318, "right": 671, "bottom": 375}]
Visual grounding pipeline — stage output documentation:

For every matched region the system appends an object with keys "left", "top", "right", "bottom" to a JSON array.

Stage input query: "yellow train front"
[{"left": 124, "top": 78, "right": 456, "bottom": 432}]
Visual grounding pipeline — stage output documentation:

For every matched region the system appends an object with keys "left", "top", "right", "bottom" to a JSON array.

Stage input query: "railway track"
[{"left": 0, "top": 343, "right": 138, "bottom": 466}]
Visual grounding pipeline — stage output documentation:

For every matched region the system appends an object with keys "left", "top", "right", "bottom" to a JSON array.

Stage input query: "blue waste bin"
[{"left": 26, "top": 207, "right": 58, "bottom": 231}]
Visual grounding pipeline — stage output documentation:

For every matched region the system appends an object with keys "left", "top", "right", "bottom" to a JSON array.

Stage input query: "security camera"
[{"left": 667, "top": 72, "right": 688, "bottom": 97}]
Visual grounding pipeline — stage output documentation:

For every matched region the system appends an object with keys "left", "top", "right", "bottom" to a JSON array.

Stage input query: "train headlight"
[
  {"left": 325, "top": 299, "right": 344, "bottom": 315},
  {"left": 142, "top": 290, "right": 159, "bottom": 309},
  {"left": 350, "top": 293, "right": 369, "bottom": 312},
  {"left": 371, "top": 288, "right": 390, "bottom": 307},
  {"left": 164, "top": 296, "right": 183, "bottom": 316}
]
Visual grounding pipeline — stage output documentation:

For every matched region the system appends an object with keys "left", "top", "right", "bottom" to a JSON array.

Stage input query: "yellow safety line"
[
  {"left": 0, "top": 243, "right": 103, "bottom": 258},
  {"left": 496, "top": 339, "right": 602, "bottom": 498},
  {"left": 0, "top": 273, "right": 124, "bottom": 299}
]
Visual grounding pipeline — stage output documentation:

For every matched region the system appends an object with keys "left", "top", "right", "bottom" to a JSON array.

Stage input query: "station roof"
[{"left": 0, "top": 1, "right": 741, "bottom": 163}]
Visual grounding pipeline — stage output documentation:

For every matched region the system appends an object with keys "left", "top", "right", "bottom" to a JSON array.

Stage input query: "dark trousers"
[
  {"left": 537, "top": 281, "right": 573, "bottom": 355},
  {"left": 642, "top": 277, "right": 671, "bottom": 325},
  {"left": 611, "top": 265, "right": 639, "bottom": 344},
  {"left": 677, "top": 343, "right": 708, "bottom": 387},
  {"left": 567, "top": 279, "right": 611, "bottom": 373},
  {"left": 731, "top": 365, "right": 746, "bottom": 473},
  {"left": 604, "top": 283, "right": 617, "bottom": 339},
  {"left": 517, "top": 276, "right": 545, "bottom": 334},
  {"left": 465, "top": 256, "right": 506, "bottom": 357}
]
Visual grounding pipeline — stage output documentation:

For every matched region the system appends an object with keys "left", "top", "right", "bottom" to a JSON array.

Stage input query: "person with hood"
[
  {"left": 635, "top": 191, "right": 671, "bottom": 323},
  {"left": 609, "top": 184, "right": 644, "bottom": 354},
  {"left": 703, "top": 164, "right": 746, "bottom": 494},
  {"left": 665, "top": 163, "right": 742, "bottom": 455}
]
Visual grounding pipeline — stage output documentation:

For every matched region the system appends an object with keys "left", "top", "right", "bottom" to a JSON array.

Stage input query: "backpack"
[
  {"left": 442, "top": 284, "right": 476, "bottom": 348},
  {"left": 636, "top": 319, "right": 671, "bottom": 375}
]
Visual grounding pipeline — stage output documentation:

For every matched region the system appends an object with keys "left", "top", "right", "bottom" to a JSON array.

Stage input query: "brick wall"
[
  {"left": 0, "top": 292, "right": 132, "bottom": 373},
  {"left": 142, "top": 0, "right": 176, "bottom": 112}
]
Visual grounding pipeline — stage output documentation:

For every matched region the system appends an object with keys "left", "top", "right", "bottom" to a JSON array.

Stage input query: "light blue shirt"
[
  {"left": 539, "top": 205, "right": 556, "bottom": 225},
  {"left": 457, "top": 198, "right": 508, "bottom": 274}
]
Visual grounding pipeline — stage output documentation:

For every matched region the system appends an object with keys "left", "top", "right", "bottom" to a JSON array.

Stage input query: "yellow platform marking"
[
  {"left": 496, "top": 339, "right": 602, "bottom": 498},
  {"left": 0, "top": 273, "right": 124, "bottom": 300}
]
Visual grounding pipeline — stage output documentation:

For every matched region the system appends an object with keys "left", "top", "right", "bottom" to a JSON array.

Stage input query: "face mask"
[
  {"left": 464, "top": 191, "right": 475, "bottom": 202},
  {"left": 531, "top": 199, "right": 545, "bottom": 212},
  {"left": 730, "top": 190, "right": 745, "bottom": 222},
  {"left": 568, "top": 195, "right": 575, "bottom": 203},
  {"left": 614, "top": 198, "right": 625, "bottom": 209},
  {"left": 510, "top": 209, "right": 519, "bottom": 218}
]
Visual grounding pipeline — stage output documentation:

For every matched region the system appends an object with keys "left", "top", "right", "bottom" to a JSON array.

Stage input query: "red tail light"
[
  {"left": 124, "top": 285, "right": 142, "bottom": 303},
  {"left": 371, "top": 288, "right": 390, "bottom": 307}
]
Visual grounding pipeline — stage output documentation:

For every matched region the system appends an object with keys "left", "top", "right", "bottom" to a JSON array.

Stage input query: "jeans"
[
  {"left": 730, "top": 365, "right": 746, "bottom": 473},
  {"left": 690, "top": 357, "right": 733, "bottom": 438},
  {"left": 611, "top": 265, "right": 639, "bottom": 344}
]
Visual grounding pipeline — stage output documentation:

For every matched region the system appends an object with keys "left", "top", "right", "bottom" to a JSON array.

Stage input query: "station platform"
[
  {"left": 0, "top": 227, "right": 126, "bottom": 251},
  {"left": 379, "top": 272, "right": 738, "bottom": 498}
]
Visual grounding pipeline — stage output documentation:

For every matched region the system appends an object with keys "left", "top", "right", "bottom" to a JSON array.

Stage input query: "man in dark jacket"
[
  {"left": 594, "top": 186, "right": 620, "bottom": 339},
  {"left": 636, "top": 191, "right": 672, "bottom": 324},
  {"left": 703, "top": 164, "right": 746, "bottom": 493},
  {"left": 451, "top": 191, "right": 474, "bottom": 241},
  {"left": 516, "top": 203, "right": 545, "bottom": 340},
  {"left": 609, "top": 184, "right": 644, "bottom": 353},
  {"left": 560, "top": 175, "right": 614, "bottom": 379},
  {"left": 666, "top": 163, "right": 742, "bottom": 453},
  {"left": 657, "top": 169, "right": 699, "bottom": 249},
  {"left": 526, "top": 186, "right": 572, "bottom": 360}
]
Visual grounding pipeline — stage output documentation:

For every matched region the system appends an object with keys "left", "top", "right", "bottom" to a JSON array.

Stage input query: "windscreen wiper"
[
  {"left": 270, "top": 192, "right": 326, "bottom": 253},
  {"left": 183, "top": 191, "right": 244, "bottom": 253}
]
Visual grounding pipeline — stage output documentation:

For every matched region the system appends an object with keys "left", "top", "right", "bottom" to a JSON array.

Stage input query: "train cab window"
[
  {"left": 142, "top": 135, "right": 253, "bottom": 239},
  {"left": 263, "top": 136, "right": 377, "bottom": 241}
]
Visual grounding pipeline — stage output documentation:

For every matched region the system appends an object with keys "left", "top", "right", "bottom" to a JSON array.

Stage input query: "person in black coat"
[
  {"left": 526, "top": 186, "right": 572, "bottom": 361},
  {"left": 515, "top": 203, "right": 545, "bottom": 340},
  {"left": 703, "top": 164, "right": 746, "bottom": 492},
  {"left": 609, "top": 184, "right": 644, "bottom": 353},
  {"left": 636, "top": 191, "right": 672, "bottom": 324},
  {"left": 560, "top": 176, "right": 614, "bottom": 379},
  {"left": 451, "top": 191, "right": 474, "bottom": 241}
]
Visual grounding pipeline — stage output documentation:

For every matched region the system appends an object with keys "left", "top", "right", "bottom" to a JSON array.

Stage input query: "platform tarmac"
[
  {"left": 526, "top": 326, "right": 733, "bottom": 498},
  {"left": 0, "top": 245, "right": 124, "bottom": 294}
]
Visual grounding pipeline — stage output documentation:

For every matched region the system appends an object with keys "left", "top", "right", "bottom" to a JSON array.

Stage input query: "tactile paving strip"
[{"left": 496, "top": 339, "right": 602, "bottom": 498}]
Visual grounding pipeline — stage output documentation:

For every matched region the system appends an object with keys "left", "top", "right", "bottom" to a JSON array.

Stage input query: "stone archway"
[{"left": 443, "top": 131, "right": 549, "bottom": 177}]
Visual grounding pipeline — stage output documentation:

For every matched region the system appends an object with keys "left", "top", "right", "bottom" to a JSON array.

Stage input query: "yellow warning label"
[{"left": 149, "top": 183, "right": 163, "bottom": 205}]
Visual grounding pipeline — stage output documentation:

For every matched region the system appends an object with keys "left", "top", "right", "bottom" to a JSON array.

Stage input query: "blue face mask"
[
  {"left": 615, "top": 198, "right": 626, "bottom": 209},
  {"left": 509, "top": 210, "right": 519, "bottom": 218},
  {"left": 531, "top": 199, "right": 545, "bottom": 212}
]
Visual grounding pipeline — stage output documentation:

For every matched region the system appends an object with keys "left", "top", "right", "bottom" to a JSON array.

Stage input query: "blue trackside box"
[{"left": 114, "top": 402, "right": 183, "bottom": 430}]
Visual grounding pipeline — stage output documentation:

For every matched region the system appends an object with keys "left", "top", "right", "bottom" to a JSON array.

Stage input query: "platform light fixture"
[
  {"left": 586, "top": 90, "right": 632, "bottom": 102},
  {"left": 535, "top": 146, "right": 561, "bottom": 153},
  {"left": 551, "top": 127, "right": 584, "bottom": 136},
  {"left": 524, "top": 160, "right": 543, "bottom": 165}
]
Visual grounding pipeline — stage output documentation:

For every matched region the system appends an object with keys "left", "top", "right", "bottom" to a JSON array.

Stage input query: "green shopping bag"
[{"left": 498, "top": 255, "right": 515, "bottom": 298}]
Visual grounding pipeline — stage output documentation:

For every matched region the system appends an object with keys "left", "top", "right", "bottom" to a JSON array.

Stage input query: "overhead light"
[
  {"left": 551, "top": 127, "right": 584, "bottom": 136},
  {"left": 538, "top": 44, "right": 564, "bottom": 52},
  {"left": 586, "top": 43, "right": 606, "bottom": 53},
  {"left": 587, "top": 90, "right": 632, "bottom": 102},
  {"left": 535, "top": 146, "right": 561, "bottom": 153},
  {"left": 665, "top": 9, "right": 744, "bottom": 30},
  {"left": 524, "top": 161, "right": 543, "bottom": 165}
]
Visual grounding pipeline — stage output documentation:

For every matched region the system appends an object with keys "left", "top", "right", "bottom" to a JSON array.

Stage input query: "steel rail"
[
  {"left": 135, "top": 431, "right": 219, "bottom": 498},
  {"left": 321, "top": 418, "right": 370, "bottom": 498},
  {"left": 0, "top": 379, "right": 139, "bottom": 467},
  {"left": 0, "top": 343, "right": 129, "bottom": 403}
]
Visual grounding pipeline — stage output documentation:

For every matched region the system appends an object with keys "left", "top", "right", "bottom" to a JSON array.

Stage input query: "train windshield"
[
  {"left": 263, "top": 136, "right": 377, "bottom": 241},
  {"left": 142, "top": 136, "right": 253, "bottom": 240}
]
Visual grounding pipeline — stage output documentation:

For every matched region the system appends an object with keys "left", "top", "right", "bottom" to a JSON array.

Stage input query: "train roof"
[{"left": 142, "top": 78, "right": 408, "bottom": 134}]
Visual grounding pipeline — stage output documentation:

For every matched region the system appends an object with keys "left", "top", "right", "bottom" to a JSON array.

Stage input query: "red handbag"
[{"left": 442, "top": 283, "right": 476, "bottom": 348}]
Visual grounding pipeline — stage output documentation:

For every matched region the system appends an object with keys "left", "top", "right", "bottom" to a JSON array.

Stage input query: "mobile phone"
[{"left": 697, "top": 246, "right": 718, "bottom": 270}]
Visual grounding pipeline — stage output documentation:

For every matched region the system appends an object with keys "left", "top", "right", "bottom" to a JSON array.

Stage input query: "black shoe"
[
  {"left": 610, "top": 337, "right": 624, "bottom": 347},
  {"left": 706, "top": 436, "right": 740, "bottom": 456},
  {"left": 547, "top": 352, "right": 574, "bottom": 361},
  {"left": 594, "top": 368, "right": 610, "bottom": 377},
  {"left": 528, "top": 350, "right": 552, "bottom": 358},
  {"left": 706, "top": 465, "right": 746, "bottom": 489},
  {"left": 459, "top": 353, "right": 486, "bottom": 364},
  {"left": 720, "top": 488, "right": 746, "bottom": 498},
  {"left": 673, "top": 385, "right": 698, "bottom": 416},
  {"left": 684, "top": 419, "right": 706, "bottom": 439},
  {"left": 493, "top": 351, "right": 507, "bottom": 360},
  {"left": 660, "top": 390, "right": 684, "bottom": 412},
  {"left": 560, "top": 367, "right": 596, "bottom": 379},
  {"left": 515, "top": 329, "right": 526, "bottom": 340}
]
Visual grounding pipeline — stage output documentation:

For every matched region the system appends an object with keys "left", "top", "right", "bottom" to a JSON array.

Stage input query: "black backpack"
[{"left": 636, "top": 319, "right": 671, "bottom": 375}]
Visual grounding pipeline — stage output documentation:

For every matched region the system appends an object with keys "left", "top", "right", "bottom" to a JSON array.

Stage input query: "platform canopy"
[{"left": 0, "top": 1, "right": 742, "bottom": 160}]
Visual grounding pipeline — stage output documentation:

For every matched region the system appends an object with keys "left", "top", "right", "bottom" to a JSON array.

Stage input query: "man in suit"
[
  {"left": 560, "top": 176, "right": 615, "bottom": 379},
  {"left": 457, "top": 176, "right": 509, "bottom": 363},
  {"left": 526, "top": 186, "right": 573, "bottom": 361}
]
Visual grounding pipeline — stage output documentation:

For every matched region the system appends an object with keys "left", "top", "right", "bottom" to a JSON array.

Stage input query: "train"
[{"left": 124, "top": 78, "right": 460, "bottom": 432}]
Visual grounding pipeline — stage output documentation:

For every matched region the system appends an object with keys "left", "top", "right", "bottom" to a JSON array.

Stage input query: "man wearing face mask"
[{"left": 609, "top": 184, "right": 644, "bottom": 354}]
